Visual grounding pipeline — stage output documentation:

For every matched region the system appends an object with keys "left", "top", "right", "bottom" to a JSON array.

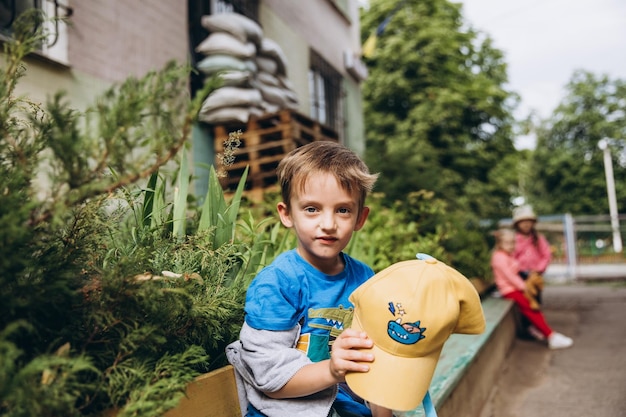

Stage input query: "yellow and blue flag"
[{"left": 362, "top": 0, "right": 407, "bottom": 58}]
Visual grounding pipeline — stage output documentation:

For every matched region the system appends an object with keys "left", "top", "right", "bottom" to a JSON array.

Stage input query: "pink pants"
[{"left": 503, "top": 290, "right": 553, "bottom": 338}]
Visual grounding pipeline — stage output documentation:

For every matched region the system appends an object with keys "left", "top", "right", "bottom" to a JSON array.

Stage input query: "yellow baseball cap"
[{"left": 345, "top": 258, "right": 485, "bottom": 411}]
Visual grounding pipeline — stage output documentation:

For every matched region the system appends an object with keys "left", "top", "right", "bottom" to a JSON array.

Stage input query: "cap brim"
[{"left": 345, "top": 314, "right": 441, "bottom": 411}]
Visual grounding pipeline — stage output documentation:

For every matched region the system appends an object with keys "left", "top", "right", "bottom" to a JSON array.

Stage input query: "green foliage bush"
[
  {"left": 0, "top": 12, "right": 280, "bottom": 417},
  {"left": 347, "top": 191, "right": 447, "bottom": 271},
  {"left": 348, "top": 191, "right": 493, "bottom": 279}
]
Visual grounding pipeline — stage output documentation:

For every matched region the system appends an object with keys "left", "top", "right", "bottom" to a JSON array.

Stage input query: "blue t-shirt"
[{"left": 244, "top": 249, "right": 375, "bottom": 416}]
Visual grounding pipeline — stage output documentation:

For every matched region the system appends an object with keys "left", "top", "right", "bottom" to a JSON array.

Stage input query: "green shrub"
[{"left": 0, "top": 12, "right": 269, "bottom": 416}]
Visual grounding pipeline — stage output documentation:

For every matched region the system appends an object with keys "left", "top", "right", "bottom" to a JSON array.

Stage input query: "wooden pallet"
[{"left": 213, "top": 109, "right": 339, "bottom": 194}]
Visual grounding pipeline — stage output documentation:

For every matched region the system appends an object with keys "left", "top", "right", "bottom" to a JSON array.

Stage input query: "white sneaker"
[
  {"left": 527, "top": 325, "right": 546, "bottom": 341},
  {"left": 548, "top": 332, "right": 573, "bottom": 350}
]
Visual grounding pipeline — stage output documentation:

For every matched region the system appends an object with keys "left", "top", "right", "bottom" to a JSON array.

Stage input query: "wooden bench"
[{"left": 165, "top": 296, "right": 514, "bottom": 417}]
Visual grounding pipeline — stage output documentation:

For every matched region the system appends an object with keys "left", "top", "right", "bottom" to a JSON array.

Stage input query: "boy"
[{"left": 227, "top": 141, "right": 391, "bottom": 416}]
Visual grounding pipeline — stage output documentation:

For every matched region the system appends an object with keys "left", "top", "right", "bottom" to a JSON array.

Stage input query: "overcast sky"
[{"left": 458, "top": 0, "right": 626, "bottom": 148}]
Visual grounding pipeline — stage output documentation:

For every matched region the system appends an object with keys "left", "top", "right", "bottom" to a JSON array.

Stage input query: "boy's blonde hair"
[{"left": 276, "top": 141, "right": 378, "bottom": 209}]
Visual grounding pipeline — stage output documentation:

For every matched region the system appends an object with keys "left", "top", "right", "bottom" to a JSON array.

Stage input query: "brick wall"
[{"left": 68, "top": 1, "right": 189, "bottom": 82}]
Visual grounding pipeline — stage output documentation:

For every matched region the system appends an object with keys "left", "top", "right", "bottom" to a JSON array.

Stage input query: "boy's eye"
[
  {"left": 337, "top": 207, "right": 350, "bottom": 214},
  {"left": 304, "top": 207, "right": 318, "bottom": 213}
]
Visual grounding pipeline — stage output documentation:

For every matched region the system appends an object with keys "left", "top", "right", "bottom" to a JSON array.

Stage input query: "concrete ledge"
[
  {"left": 546, "top": 263, "right": 626, "bottom": 282},
  {"left": 158, "top": 297, "right": 516, "bottom": 417},
  {"left": 399, "top": 297, "right": 516, "bottom": 417}
]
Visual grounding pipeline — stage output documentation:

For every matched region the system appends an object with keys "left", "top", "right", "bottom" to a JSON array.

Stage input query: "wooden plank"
[
  {"left": 211, "top": 109, "right": 340, "bottom": 197},
  {"left": 164, "top": 365, "right": 241, "bottom": 417},
  {"left": 213, "top": 125, "right": 229, "bottom": 153},
  {"left": 231, "top": 138, "right": 292, "bottom": 154}
]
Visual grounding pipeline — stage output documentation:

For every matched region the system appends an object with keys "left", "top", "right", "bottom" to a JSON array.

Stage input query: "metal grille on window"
[
  {"left": 211, "top": 0, "right": 259, "bottom": 22},
  {"left": 309, "top": 49, "right": 344, "bottom": 142},
  {"left": 0, "top": 0, "right": 71, "bottom": 63},
  {"left": 0, "top": 0, "right": 71, "bottom": 43},
  {"left": 1, "top": 0, "right": 40, "bottom": 39}
]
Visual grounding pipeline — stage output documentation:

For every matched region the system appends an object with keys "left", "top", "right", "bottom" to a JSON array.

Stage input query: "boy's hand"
[{"left": 329, "top": 328, "right": 375, "bottom": 381}]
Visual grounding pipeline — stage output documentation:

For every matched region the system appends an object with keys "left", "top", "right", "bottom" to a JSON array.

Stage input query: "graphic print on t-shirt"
[{"left": 296, "top": 305, "right": 354, "bottom": 362}]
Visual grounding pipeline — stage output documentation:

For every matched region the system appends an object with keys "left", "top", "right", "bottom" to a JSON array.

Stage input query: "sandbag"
[
  {"left": 201, "top": 13, "right": 263, "bottom": 46},
  {"left": 253, "top": 81, "right": 289, "bottom": 108},
  {"left": 259, "top": 102, "right": 280, "bottom": 114},
  {"left": 283, "top": 89, "right": 299, "bottom": 105},
  {"left": 278, "top": 75, "right": 295, "bottom": 91},
  {"left": 218, "top": 70, "right": 253, "bottom": 87},
  {"left": 258, "top": 38, "right": 288, "bottom": 75},
  {"left": 200, "top": 87, "right": 262, "bottom": 114},
  {"left": 197, "top": 54, "right": 257, "bottom": 75},
  {"left": 196, "top": 32, "right": 256, "bottom": 59},
  {"left": 255, "top": 56, "right": 278, "bottom": 75},
  {"left": 257, "top": 71, "right": 280, "bottom": 87},
  {"left": 198, "top": 106, "right": 252, "bottom": 124}
]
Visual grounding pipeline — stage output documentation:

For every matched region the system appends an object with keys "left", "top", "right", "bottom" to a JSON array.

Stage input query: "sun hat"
[
  {"left": 512, "top": 205, "right": 537, "bottom": 224},
  {"left": 345, "top": 257, "right": 485, "bottom": 411}
]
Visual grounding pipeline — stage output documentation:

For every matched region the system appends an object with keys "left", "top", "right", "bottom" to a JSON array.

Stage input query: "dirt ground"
[{"left": 478, "top": 282, "right": 626, "bottom": 417}]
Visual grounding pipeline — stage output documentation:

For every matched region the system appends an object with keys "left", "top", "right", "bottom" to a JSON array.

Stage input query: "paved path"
[
  {"left": 479, "top": 282, "right": 626, "bottom": 417},
  {"left": 545, "top": 262, "right": 626, "bottom": 281}
]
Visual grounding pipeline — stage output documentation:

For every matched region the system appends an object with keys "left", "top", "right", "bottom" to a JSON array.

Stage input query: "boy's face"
[{"left": 277, "top": 172, "right": 369, "bottom": 275}]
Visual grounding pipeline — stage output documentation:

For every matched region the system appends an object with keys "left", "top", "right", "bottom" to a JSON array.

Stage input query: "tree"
[
  {"left": 361, "top": 0, "right": 519, "bottom": 221},
  {"left": 360, "top": 0, "right": 520, "bottom": 276},
  {"left": 530, "top": 70, "right": 626, "bottom": 215}
]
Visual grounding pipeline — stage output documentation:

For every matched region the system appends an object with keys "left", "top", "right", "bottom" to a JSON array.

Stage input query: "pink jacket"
[
  {"left": 514, "top": 233, "right": 551, "bottom": 273},
  {"left": 491, "top": 249, "right": 526, "bottom": 296}
]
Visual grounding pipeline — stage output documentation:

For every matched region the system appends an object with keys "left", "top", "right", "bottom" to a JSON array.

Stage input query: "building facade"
[{"left": 3, "top": 0, "right": 368, "bottom": 195}]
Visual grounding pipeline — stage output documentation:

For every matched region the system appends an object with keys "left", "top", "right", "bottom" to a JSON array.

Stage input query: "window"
[
  {"left": 309, "top": 50, "right": 344, "bottom": 139},
  {"left": 210, "top": 0, "right": 259, "bottom": 22},
  {"left": 0, "top": 0, "right": 71, "bottom": 65}
]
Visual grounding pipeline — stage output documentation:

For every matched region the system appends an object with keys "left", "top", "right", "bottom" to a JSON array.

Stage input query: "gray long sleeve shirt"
[{"left": 226, "top": 322, "right": 337, "bottom": 417}]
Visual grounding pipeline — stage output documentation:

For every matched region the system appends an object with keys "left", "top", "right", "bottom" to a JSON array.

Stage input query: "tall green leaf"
[
  {"left": 198, "top": 165, "right": 248, "bottom": 249},
  {"left": 142, "top": 172, "right": 159, "bottom": 228},
  {"left": 172, "top": 151, "right": 190, "bottom": 239}
]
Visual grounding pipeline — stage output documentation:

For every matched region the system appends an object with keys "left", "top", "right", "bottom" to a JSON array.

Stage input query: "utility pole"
[{"left": 598, "top": 138, "right": 622, "bottom": 253}]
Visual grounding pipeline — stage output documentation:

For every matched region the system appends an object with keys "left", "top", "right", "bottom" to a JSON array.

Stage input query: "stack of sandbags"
[
  {"left": 252, "top": 38, "right": 299, "bottom": 114},
  {"left": 196, "top": 12, "right": 299, "bottom": 125}
]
